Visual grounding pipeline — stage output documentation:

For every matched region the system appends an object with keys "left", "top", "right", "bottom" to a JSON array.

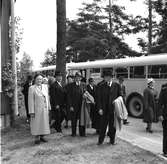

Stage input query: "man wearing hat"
[
  {"left": 158, "top": 82, "right": 167, "bottom": 158},
  {"left": 87, "top": 78, "right": 97, "bottom": 131},
  {"left": 97, "top": 70, "right": 121, "bottom": 145},
  {"left": 22, "top": 75, "right": 33, "bottom": 123},
  {"left": 64, "top": 75, "right": 74, "bottom": 128},
  {"left": 49, "top": 71, "right": 65, "bottom": 132},
  {"left": 66, "top": 72, "right": 87, "bottom": 136},
  {"left": 143, "top": 78, "right": 157, "bottom": 133}
]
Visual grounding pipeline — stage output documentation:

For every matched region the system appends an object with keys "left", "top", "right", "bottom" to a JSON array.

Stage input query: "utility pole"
[
  {"left": 0, "top": 8, "right": 1, "bottom": 94},
  {"left": 56, "top": 0, "right": 66, "bottom": 85},
  {"left": 108, "top": 0, "right": 114, "bottom": 58},
  {"left": 148, "top": 0, "right": 152, "bottom": 55},
  {"left": 109, "top": 0, "right": 112, "bottom": 34},
  {"left": 11, "top": 0, "right": 18, "bottom": 124}
]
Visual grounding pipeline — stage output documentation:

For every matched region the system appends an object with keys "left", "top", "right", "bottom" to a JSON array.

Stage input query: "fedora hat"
[
  {"left": 118, "top": 76, "right": 124, "bottom": 81},
  {"left": 75, "top": 72, "right": 82, "bottom": 77},
  {"left": 103, "top": 70, "right": 113, "bottom": 77},
  {"left": 55, "top": 71, "right": 62, "bottom": 77}
]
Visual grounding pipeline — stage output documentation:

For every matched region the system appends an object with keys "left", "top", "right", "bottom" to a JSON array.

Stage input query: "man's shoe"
[
  {"left": 34, "top": 140, "right": 40, "bottom": 145},
  {"left": 40, "top": 137, "right": 48, "bottom": 143},
  {"left": 109, "top": 139, "right": 117, "bottom": 145},
  {"left": 148, "top": 130, "right": 153, "bottom": 133},
  {"left": 163, "top": 153, "right": 167, "bottom": 158},
  {"left": 109, "top": 141, "right": 117, "bottom": 145},
  {"left": 146, "top": 128, "right": 153, "bottom": 133},
  {"left": 71, "top": 134, "right": 76, "bottom": 137},
  {"left": 97, "top": 142, "right": 103, "bottom": 145},
  {"left": 57, "top": 129, "right": 62, "bottom": 133},
  {"left": 64, "top": 125, "right": 68, "bottom": 129},
  {"left": 123, "top": 120, "right": 130, "bottom": 125}
]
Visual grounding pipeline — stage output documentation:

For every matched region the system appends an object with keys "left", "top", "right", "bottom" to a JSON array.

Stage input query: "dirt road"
[{"left": 1, "top": 117, "right": 167, "bottom": 164}]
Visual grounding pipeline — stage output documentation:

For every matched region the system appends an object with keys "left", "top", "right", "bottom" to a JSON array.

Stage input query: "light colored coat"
[
  {"left": 28, "top": 84, "right": 51, "bottom": 136},
  {"left": 80, "top": 91, "right": 94, "bottom": 127},
  {"left": 113, "top": 96, "right": 128, "bottom": 131}
]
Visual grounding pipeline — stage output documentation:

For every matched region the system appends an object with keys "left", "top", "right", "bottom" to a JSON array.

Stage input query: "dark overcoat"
[
  {"left": 158, "top": 83, "right": 167, "bottom": 120},
  {"left": 49, "top": 81, "right": 65, "bottom": 108},
  {"left": 66, "top": 82, "right": 87, "bottom": 119},
  {"left": 143, "top": 87, "right": 157, "bottom": 123},
  {"left": 96, "top": 82, "right": 121, "bottom": 116}
]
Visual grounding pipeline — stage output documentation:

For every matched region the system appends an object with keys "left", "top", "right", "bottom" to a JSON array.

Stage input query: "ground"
[{"left": 1, "top": 117, "right": 167, "bottom": 164}]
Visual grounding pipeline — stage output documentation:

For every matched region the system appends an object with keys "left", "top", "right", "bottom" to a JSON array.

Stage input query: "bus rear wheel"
[{"left": 128, "top": 95, "right": 144, "bottom": 118}]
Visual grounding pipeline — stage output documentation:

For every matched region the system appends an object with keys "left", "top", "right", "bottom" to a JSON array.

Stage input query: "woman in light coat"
[{"left": 28, "top": 74, "right": 51, "bottom": 144}]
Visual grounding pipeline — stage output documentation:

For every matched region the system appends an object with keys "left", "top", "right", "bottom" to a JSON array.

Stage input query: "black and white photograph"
[{"left": 1, "top": 0, "right": 167, "bottom": 163}]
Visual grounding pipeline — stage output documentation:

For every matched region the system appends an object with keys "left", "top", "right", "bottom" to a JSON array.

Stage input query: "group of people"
[
  {"left": 143, "top": 78, "right": 167, "bottom": 157},
  {"left": 22, "top": 70, "right": 129, "bottom": 145},
  {"left": 21, "top": 71, "right": 167, "bottom": 157}
]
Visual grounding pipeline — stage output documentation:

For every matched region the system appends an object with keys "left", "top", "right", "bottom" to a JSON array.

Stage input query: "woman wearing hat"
[{"left": 143, "top": 78, "right": 157, "bottom": 133}]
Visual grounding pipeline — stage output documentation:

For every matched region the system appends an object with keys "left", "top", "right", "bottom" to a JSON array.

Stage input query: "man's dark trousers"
[
  {"left": 162, "top": 120, "right": 167, "bottom": 154},
  {"left": 70, "top": 111, "right": 85, "bottom": 136},
  {"left": 99, "top": 113, "right": 116, "bottom": 143},
  {"left": 55, "top": 108, "right": 65, "bottom": 132}
]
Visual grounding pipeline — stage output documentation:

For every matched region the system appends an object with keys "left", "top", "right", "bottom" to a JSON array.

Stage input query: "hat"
[
  {"left": 75, "top": 72, "right": 82, "bottom": 77},
  {"left": 88, "top": 78, "right": 94, "bottom": 83},
  {"left": 55, "top": 71, "right": 62, "bottom": 77},
  {"left": 103, "top": 70, "right": 113, "bottom": 77},
  {"left": 147, "top": 78, "right": 155, "bottom": 84},
  {"left": 118, "top": 76, "right": 124, "bottom": 81},
  {"left": 67, "top": 75, "right": 74, "bottom": 79},
  {"left": 27, "top": 75, "right": 33, "bottom": 81}
]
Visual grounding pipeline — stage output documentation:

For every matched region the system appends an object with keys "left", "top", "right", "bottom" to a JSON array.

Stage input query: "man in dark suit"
[
  {"left": 66, "top": 72, "right": 87, "bottom": 136},
  {"left": 50, "top": 71, "right": 65, "bottom": 132},
  {"left": 87, "top": 78, "right": 97, "bottom": 131},
  {"left": 22, "top": 75, "right": 33, "bottom": 122},
  {"left": 97, "top": 70, "right": 121, "bottom": 145},
  {"left": 64, "top": 75, "right": 74, "bottom": 128},
  {"left": 158, "top": 83, "right": 167, "bottom": 158}
]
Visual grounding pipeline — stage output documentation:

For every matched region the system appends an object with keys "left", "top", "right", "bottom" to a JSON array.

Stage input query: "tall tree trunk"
[
  {"left": 148, "top": 0, "right": 152, "bottom": 55},
  {"left": 56, "top": 0, "right": 66, "bottom": 85}
]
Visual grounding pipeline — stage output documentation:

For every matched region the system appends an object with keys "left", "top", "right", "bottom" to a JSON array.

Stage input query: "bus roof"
[
  {"left": 68, "top": 54, "right": 167, "bottom": 69},
  {"left": 32, "top": 54, "right": 167, "bottom": 72}
]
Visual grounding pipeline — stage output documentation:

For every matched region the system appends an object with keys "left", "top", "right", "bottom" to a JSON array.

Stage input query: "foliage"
[
  {"left": 151, "top": 0, "right": 167, "bottom": 53},
  {"left": 40, "top": 48, "right": 56, "bottom": 67},
  {"left": 66, "top": 0, "right": 142, "bottom": 62},
  {"left": 19, "top": 52, "right": 33, "bottom": 83},
  {"left": 2, "top": 62, "right": 15, "bottom": 98},
  {"left": 134, "top": 0, "right": 167, "bottom": 54},
  {"left": 9, "top": 16, "right": 23, "bottom": 57}
]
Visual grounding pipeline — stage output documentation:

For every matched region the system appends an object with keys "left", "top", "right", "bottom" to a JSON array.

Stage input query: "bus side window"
[
  {"left": 148, "top": 65, "right": 167, "bottom": 78},
  {"left": 115, "top": 67, "right": 128, "bottom": 78},
  {"left": 130, "top": 66, "right": 145, "bottom": 78}
]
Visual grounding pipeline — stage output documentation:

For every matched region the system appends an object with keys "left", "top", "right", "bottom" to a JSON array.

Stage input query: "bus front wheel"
[{"left": 127, "top": 95, "right": 144, "bottom": 118}]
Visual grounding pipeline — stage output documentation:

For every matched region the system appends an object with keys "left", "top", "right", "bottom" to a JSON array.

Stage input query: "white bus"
[{"left": 32, "top": 54, "right": 167, "bottom": 118}]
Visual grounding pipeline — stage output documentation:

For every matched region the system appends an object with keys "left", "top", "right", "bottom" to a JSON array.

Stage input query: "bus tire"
[{"left": 127, "top": 94, "right": 144, "bottom": 118}]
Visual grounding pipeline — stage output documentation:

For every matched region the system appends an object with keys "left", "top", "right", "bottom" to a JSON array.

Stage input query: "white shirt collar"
[
  {"left": 76, "top": 81, "right": 80, "bottom": 86},
  {"left": 57, "top": 81, "right": 62, "bottom": 87},
  {"left": 108, "top": 81, "right": 112, "bottom": 87},
  {"left": 89, "top": 84, "right": 93, "bottom": 89}
]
